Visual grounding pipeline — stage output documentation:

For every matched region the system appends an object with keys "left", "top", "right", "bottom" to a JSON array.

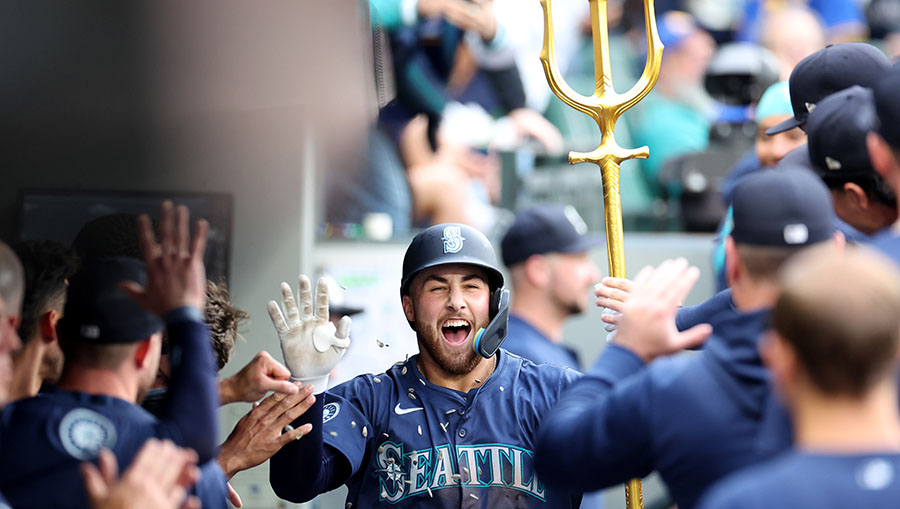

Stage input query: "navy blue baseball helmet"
[{"left": 400, "top": 223, "right": 504, "bottom": 297}]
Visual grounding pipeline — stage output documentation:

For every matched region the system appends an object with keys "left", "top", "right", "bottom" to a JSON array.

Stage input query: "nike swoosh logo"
[{"left": 394, "top": 402, "right": 423, "bottom": 415}]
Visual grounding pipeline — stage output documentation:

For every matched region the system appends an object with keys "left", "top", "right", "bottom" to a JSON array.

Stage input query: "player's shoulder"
[
  {"left": 697, "top": 453, "right": 800, "bottom": 509},
  {"left": 327, "top": 356, "right": 416, "bottom": 399},
  {"left": 501, "top": 349, "right": 582, "bottom": 387}
]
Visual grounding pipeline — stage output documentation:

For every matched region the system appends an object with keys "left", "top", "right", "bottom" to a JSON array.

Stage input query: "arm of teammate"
[
  {"left": 121, "top": 202, "right": 218, "bottom": 463},
  {"left": 219, "top": 351, "right": 298, "bottom": 405},
  {"left": 538, "top": 259, "right": 713, "bottom": 490},
  {"left": 265, "top": 276, "right": 355, "bottom": 502},
  {"left": 218, "top": 384, "right": 316, "bottom": 479}
]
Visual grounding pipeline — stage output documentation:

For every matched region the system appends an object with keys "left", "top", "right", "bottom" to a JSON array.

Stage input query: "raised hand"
[
  {"left": 82, "top": 439, "right": 200, "bottom": 509},
  {"left": 594, "top": 276, "right": 635, "bottom": 332},
  {"left": 613, "top": 259, "right": 712, "bottom": 363},
  {"left": 120, "top": 201, "right": 209, "bottom": 316},
  {"left": 218, "top": 383, "right": 316, "bottom": 479},
  {"left": 219, "top": 351, "right": 299, "bottom": 405},
  {"left": 267, "top": 275, "right": 351, "bottom": 393}
]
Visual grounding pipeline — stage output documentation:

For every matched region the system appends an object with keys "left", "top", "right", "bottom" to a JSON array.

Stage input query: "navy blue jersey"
[
  {"left": 873, "top": 231, "right": 900, "bottom": 268},
  {"left": 698, "top": 452, "right": 900, "bottom": 509},
  {"left": 272, "top": 349, "right": 583, "bottom": 508},
  {"left": 537, "top": 308, "right": 784, "bottom": 509},
  {"left": 0, "top": 318, "right": 224, "bottom": 509},
  {"left": 503, "top": 314, "right": 581, "bottom": 371}
]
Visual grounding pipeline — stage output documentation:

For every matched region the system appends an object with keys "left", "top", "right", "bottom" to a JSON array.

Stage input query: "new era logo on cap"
[
  {"left": 825, "top": 157, "right": 842, "bottom": 170},
  {"left": 805, "top": 102, "right": 817, "bottom": 113},
  {"left": 563, "top": 206, "right": 588, "bottom": 235},
  {"left": 80, "top": 325, "right": 100, "bottom": 339},
  {"left": 783, "top": 224, "right": 809, "bottom": 245}
]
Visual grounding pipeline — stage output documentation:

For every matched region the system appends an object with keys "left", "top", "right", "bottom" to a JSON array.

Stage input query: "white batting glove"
[{"left": 267, "top": 275, "right": 351, "bottom": 394}]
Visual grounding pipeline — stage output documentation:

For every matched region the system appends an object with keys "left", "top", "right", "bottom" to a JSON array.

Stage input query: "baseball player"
[
  {"left": 267, "top": 223, "right": 583, "bottom": 507},
  {"left": 0, "top": 203, "right": 225, "bottom": 508},
  {"left": 870, "top": 65, "right": 900, "bottom": 265},
  {"left": 699, "top": 247, "right": 900, "bottom": 508},
  {"left": 499, "top": 204, "right": 602, "bottom": 371},
  {"left": 535, "top": 168, "right": 841, "bottom": 509}
]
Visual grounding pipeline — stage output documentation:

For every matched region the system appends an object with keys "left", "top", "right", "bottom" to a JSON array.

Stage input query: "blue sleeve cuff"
[
  {"left": 588, "top": 344, "right": 645, "bottom": 384},
  {"left": 164, "top": 306, "right": 204, "bottom": 325}
]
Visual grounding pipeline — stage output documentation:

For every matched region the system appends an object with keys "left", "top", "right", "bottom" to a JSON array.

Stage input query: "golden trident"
[{"left": 539, "top": 0, "right": 663, "bottom": 507}]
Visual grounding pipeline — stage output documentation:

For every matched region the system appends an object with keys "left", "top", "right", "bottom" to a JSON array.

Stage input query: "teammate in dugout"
[
  {"left": 536, "top": 168, "right": 843, "bottom": 509},
  {"left": 266, "top": 223, "right": 583, "bottom": 507},
  {"left": 0, "top": 202, "right": 225, "bottom": 508},
  {"left": 698, "top": 246, "right": 900, "bottom": 508}
]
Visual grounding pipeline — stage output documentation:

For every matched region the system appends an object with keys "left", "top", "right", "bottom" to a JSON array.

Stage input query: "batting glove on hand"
[{"left": 267, "top": 275, "right": 351, "bottom": 394}]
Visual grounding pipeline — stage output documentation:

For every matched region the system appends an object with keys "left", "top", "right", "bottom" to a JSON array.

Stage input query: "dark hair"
[
  {"left": 204, "top": 281, "right": 248, "bottom": 370},
  {"left": 821, "top": 173, "right": 897, "bottom": 208},
  {"left": 13, "top": 241, "right": 79, "bottom": 343},
  {"left": 71, "top": 213, "right": 148, "bottom": 259},
  {"left": 774, "top": 246, "right": 900, "bottom": 396}
]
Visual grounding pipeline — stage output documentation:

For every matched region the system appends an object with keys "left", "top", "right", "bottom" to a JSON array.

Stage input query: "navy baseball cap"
[
  {"left": 501, "top": 204, "right": 604, "bottom": 267},
  {"left": 807, "top": 86, "right": 877, "bottom": 180},
  {"left": 767, "top": 43, "right": 891, "bottom": 135},
  {"left": 874, "top": 65, "right": 900, "bottom": 149},
  {"left": 731, "top": 167, "right": 835, "bottom": 247},
  {"left": 58, "top": 257, "right": 164, "bottom": 344}
]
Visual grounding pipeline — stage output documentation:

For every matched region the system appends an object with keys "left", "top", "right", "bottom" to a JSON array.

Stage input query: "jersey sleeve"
[
  {"left": 269, "top": 374, "right": 386, "bottom": 502},
  {"left": 536, "top": 345, "right": 655, "bottom": 491},
  {"left": 159, "top": 314, "right": 219, "bottom": 463},
  {"left": 320, "top": 375, "right": 385, "bottom": 478}
]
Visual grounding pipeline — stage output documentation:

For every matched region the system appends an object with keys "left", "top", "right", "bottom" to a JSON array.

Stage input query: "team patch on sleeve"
[
  {"left": 323, "top": 402, "right": 341, "bottom": 423},
  {"left": 58, "top": 408, "right": 117, "bottom": 460}
]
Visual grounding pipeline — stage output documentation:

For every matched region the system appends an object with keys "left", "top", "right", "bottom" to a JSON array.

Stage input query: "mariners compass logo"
[{"left": 442, "top": 226, "right": 465, "bottom": 254}]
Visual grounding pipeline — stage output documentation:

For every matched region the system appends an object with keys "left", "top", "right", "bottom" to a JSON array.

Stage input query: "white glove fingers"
[
  {"left": 334, "top": 315, "right": 352, "bottom": 342},
  {"left": 281, "top": 282, "right": 301, "bottom": 325},
  {"left": 298, "top": 275, "right": 313, "bottom": 319},
  {"left": 314, "top": 277, "right": 330, "bottom": 324},
  {"left": 267, "top": 300, "right": 289, "bottom": 334}
]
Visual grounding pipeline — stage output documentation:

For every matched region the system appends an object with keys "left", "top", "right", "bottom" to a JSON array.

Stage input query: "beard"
[{"left": 414, "top": 313, "right": 489, "bottom": 376}]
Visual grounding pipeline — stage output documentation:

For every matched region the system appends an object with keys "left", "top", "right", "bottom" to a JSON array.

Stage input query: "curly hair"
[{"left": 204, "top": 281, "right": 249, "bottom": 370}]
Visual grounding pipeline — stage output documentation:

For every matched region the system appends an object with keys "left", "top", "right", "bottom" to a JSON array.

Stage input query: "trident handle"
[{"left": 539, "top": 0, "right": 663, "bottom": 507}]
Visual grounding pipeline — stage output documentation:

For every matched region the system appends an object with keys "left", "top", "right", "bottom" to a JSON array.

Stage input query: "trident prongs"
[
  {"left": 539, "top": 1, "right": 662, "bottom": 508},
  {"left": 539, "top": 0, "right": 663, "bottom": 281}
]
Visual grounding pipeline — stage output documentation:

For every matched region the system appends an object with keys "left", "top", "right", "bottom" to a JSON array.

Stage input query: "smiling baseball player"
[{"left": 267, "top": 223, "right": 582, "bottom": 508}]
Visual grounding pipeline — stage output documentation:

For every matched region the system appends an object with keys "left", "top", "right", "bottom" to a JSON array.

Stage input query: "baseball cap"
[
  {"left": 731, "top": 167, "right": 835, "bottom": 247},
  {"left": 657, "top": 11, "right": 699, "bottom": 50},
  {"left": 57, "top": 257, "right": 164, "bottom": 344},
  {"left": 873, "top": 65, "right": 900, "bottom": 149},
  {"left": 807, "top": 86, "right": 877, "bottom": 180},
  {"left": 767, "top": 43, "right": 891, "bottom": 135},
  {"left": 755, "top": 81, "right": 792, "bottom": 123},
  {"left": 501, "top": 204, "right": 604, "bottom": 267}
]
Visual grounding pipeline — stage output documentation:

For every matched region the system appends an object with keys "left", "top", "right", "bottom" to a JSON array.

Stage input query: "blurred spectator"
[
  {"left": 738, "top": 0, "right": 867, "bottom": 46},
  {"left": 629, "top": 11, "right": 717, "bottom": 197},
  {"left": 758, "top": 6, "right": 826, "bottom": 80},
  {"left": 8, "top": 241, "right": 79, "bottom": 402}
]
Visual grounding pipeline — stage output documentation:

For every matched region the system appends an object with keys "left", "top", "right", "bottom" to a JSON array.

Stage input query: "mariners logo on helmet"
[{"left": 442, "top": 226, "right": 465, "bottom": 254}]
